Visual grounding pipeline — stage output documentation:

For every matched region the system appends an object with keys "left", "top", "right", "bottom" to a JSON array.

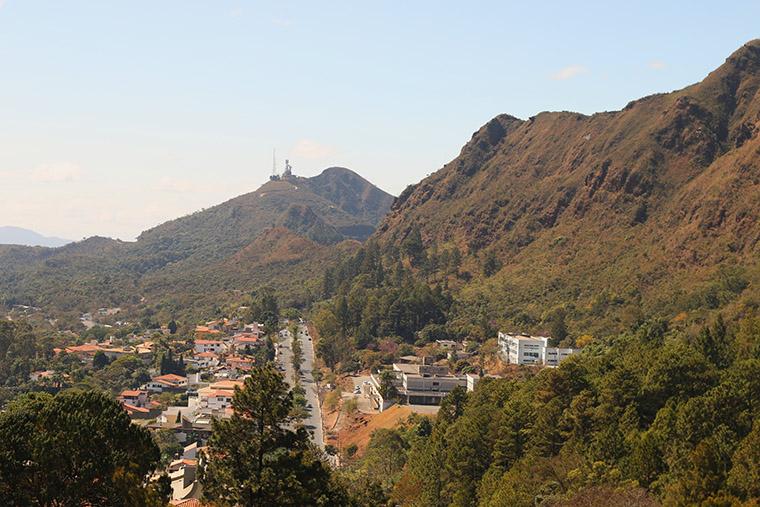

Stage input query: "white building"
[
  {"left": 194, "top": 339, "right": 226, "bottom": 354},
  {"left": 497, "top": 332, "right": 579, "bottom": 367}
]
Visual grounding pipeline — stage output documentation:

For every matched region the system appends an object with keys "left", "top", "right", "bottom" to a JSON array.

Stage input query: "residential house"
[
  {"left": 435, "top": 339, "right": 458, "bottom": 350},
  {"left": 64, "top": 343, "right": 102, "bottom": 361},
  {"left": 192, "top": 351, "right": 219, "bottom": 369},
  {"left": 145, "top": 373, "right": 188, "bottom": 393},
  {"left": 194, "top": 340, "right": 225, "bottom": 355},
  {"left": 119, "top": 389, "right": 148, "bottom": 407},
  {"left": 197, "top": 379, "right": 244, "bottom": 412},
  {"left": 225, "top": 356, "right": 254, "bottom": 371},
  {"left": 232, "top": 333, "right": 260, "bottom": 352},
  {"left": 194, "top": 326, "right": 222, "bottom": 341}
]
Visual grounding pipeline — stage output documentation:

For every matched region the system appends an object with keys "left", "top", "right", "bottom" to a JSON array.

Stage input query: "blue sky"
[{"left": 0, "top": 1, "right": 758, "bottom": 240}]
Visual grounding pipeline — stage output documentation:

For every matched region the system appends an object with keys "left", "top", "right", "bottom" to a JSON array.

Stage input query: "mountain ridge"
[
  {"left": 0, "top": 167, "right": 394, "bottom": 316},
  {"left": 375, "top": 39, "right": 760, "bottom": 334},
  {"left": 0, "top": 226, "right": 71, "bottom": 248}
]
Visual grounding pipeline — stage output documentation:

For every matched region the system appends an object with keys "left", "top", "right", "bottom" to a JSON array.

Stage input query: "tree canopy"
[
  {"left": 0, "top": 389, "right": 164, "bottom": 506},
  {"left": 201, "top": 364, "right": 345, "bottom": 506}
]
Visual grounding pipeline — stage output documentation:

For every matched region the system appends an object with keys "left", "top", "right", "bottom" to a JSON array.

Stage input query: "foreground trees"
[
  {"left": 202, "top": 364, "right": 344, "bottom": 506},
  {"left": 0, "top": 390, "right": 164, "bottom": 506},
  {"left": 340, "top": 316, "right": 760, "bottom": 507}
]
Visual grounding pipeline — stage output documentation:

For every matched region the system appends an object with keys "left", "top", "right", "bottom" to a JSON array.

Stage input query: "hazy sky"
[{"left": 1, "top": 1, "right": 758, "bottom": 241}]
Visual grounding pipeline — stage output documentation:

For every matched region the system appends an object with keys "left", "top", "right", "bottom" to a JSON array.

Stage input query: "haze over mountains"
[
  {"left": 0, "top": 226, "right": 71, "bottom": 248},
  {"left": 0, "top": 167, "right": 393, "bottom": 314}
]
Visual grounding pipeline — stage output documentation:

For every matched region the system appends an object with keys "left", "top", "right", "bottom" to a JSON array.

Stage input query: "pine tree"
[{"left": 201, "top": 364, "right": 345, "bottom": 505}]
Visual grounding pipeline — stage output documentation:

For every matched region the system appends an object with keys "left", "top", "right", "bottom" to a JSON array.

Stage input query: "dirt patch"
[{"left": 327, "top": 405, "right": 415, "bottom": 458}]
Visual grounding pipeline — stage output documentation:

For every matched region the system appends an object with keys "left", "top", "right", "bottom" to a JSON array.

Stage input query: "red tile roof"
[{"left": 123, "top": 403, "right": 149, "bottom": 413}]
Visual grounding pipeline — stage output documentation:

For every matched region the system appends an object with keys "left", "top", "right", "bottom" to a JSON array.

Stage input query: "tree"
[
  {"left": 363, "top": 429, "right": 408, "bottom": 491},
  {"left": 379, "top": 370, "right": 399, "bottom": 401},
  {"left": 548, "top": 308, "right": 568, "bottom": 344},
  {"left": 401, "top": 227, "right": 424, "bottom": 264},
  {"left": 202, "top": 364, "right": 344, "bottom": 505},
  {"left": 92, "top": 350, "right": 110, "bottom": 370},
  {"left": 248, "top": 287, "right": 280, "bottom": 334},
  {"left": 0, "top": 390, "right": 162, "bottom": 506},
  {"left": 483, "top": 250, "right": 501, "bottom": 277},
  {"left": 168, "top": 320, "right": 178, "bottom": 335}
]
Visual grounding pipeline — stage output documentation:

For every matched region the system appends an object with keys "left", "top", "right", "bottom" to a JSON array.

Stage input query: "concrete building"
[
  {"left": 194, "top": 340, "right": 225, "bottom": 355},
  {"left": 369, "top": 363, "right": 470, "bottom": 410},
  {"left": 497, "top": 332, "right": 579, "bottom": 367}
]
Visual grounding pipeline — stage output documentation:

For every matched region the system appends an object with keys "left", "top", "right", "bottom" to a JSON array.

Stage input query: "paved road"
[{"left": 277, "top": 324, "right": 325, "bottom": 449}]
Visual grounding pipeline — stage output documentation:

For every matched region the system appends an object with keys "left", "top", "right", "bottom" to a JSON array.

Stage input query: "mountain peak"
[
  {"left": 726, "top": 39, "right": 760, "bottom": 68},
  {"left": 0, "top": 226, "right": 71, "bottom": 248}
]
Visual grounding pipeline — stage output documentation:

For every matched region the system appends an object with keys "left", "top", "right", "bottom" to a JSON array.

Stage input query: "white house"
[
  {"left": 192, "top": 351, "right": 219, "bottom": 369},
  {"left": 194, "top": 340, "right": 226, "bottom": 354}
]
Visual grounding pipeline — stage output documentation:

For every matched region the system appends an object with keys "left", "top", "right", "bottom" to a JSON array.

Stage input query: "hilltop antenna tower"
[{"left": 270, "top": 149, "right": 280, "bottom": 181}]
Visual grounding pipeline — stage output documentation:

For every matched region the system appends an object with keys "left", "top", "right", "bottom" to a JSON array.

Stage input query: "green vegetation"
[
  {"left": 314, "top": 241, "right": 452, "bottom": 371},
  {"left": 0, "top": 390, "right": 166, "bottom": 506},
  {"left": 339, "top": 315, "right": 760, "bottom": 506},
  {"left": 0, "top": 168, "right": 394, "bottom": 322},
  {"left": 201, "top": 364, "right": 345, "bottom": 505}
]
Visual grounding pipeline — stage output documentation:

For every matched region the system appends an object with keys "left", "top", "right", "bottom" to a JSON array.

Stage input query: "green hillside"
[{"left": 0, "top": 167, "right": 394, "bottom": 319}]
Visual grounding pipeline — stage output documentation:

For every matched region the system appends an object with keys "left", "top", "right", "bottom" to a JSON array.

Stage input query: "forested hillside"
[
  {"left": 0, "top": 167, "right": 394, "bottom": 319},
  {"left": 342, "top": 315, "right": 760, "bottom": 506},
  {"left": 371, "top": 40, "right": 760, "bottom": 337}
]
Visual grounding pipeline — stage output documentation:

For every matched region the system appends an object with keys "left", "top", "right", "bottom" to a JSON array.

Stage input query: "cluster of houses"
[{"left": 29, "top": 318, "right": 267, "bottom": 504}]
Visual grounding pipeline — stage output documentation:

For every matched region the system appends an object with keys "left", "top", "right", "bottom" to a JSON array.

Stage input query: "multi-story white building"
[
  {"left": 497, "top": 332, "right": 578, "bottom": 367},
  {"left": 543, "top": 346, "right": 578, "bottom": 367}
]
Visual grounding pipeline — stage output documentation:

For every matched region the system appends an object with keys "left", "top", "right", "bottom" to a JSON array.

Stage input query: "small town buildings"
[
  {"left": 242, "top": 322, "right": 264, "bottom": 337},
  {"left": 435, "top": 339, "right": 458, "bottom": 350},
  {"left": 64, "top": 343, "right": 102, "bottom": 360},
  {"left": 29, "top": 370, "right": 56, "bottom": 382},
  {"left": 197, "top": 379, "right": 244, "bottom": 411},
  {"left": 192, "top": 351, "right": 219, "bottom": 369},
  {"left": 232, "top": 333, "right": 260, "bottom": 352},
  {"left": 369, "top": 363, "right": 470, "bottom": 410},
  {"left": 194, "top": 326, "right": 222, "bottom": 341},
  {"left": 119, "top": 389, "right": 148, "bottom": 407},
  {"left": 117, "top": 389, "right": 161, "bottom": 419}
]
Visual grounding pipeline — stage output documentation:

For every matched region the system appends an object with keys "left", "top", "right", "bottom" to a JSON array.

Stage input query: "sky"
[{"left": 0, "top": 1, "right": 758, "bottom": 241}]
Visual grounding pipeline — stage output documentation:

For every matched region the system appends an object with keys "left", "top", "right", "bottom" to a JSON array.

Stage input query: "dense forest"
[{"left": 332, "top": 314, "right": 760, "bottom": 506}]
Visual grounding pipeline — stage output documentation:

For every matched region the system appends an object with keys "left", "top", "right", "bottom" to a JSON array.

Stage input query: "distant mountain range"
[
  {"left": 0, "top": 226, "right": 71, "bottom": 248},
  {"left": 0, "top": 167, "right": 394, "bottom": 316}
]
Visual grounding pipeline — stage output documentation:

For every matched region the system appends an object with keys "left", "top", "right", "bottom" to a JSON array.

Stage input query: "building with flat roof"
[
  {"left": 369, "top": 363, "right": 471, "bottom": 410},
  {"left": 497, "top": 332, "right": 579, "bottom": 367}
]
